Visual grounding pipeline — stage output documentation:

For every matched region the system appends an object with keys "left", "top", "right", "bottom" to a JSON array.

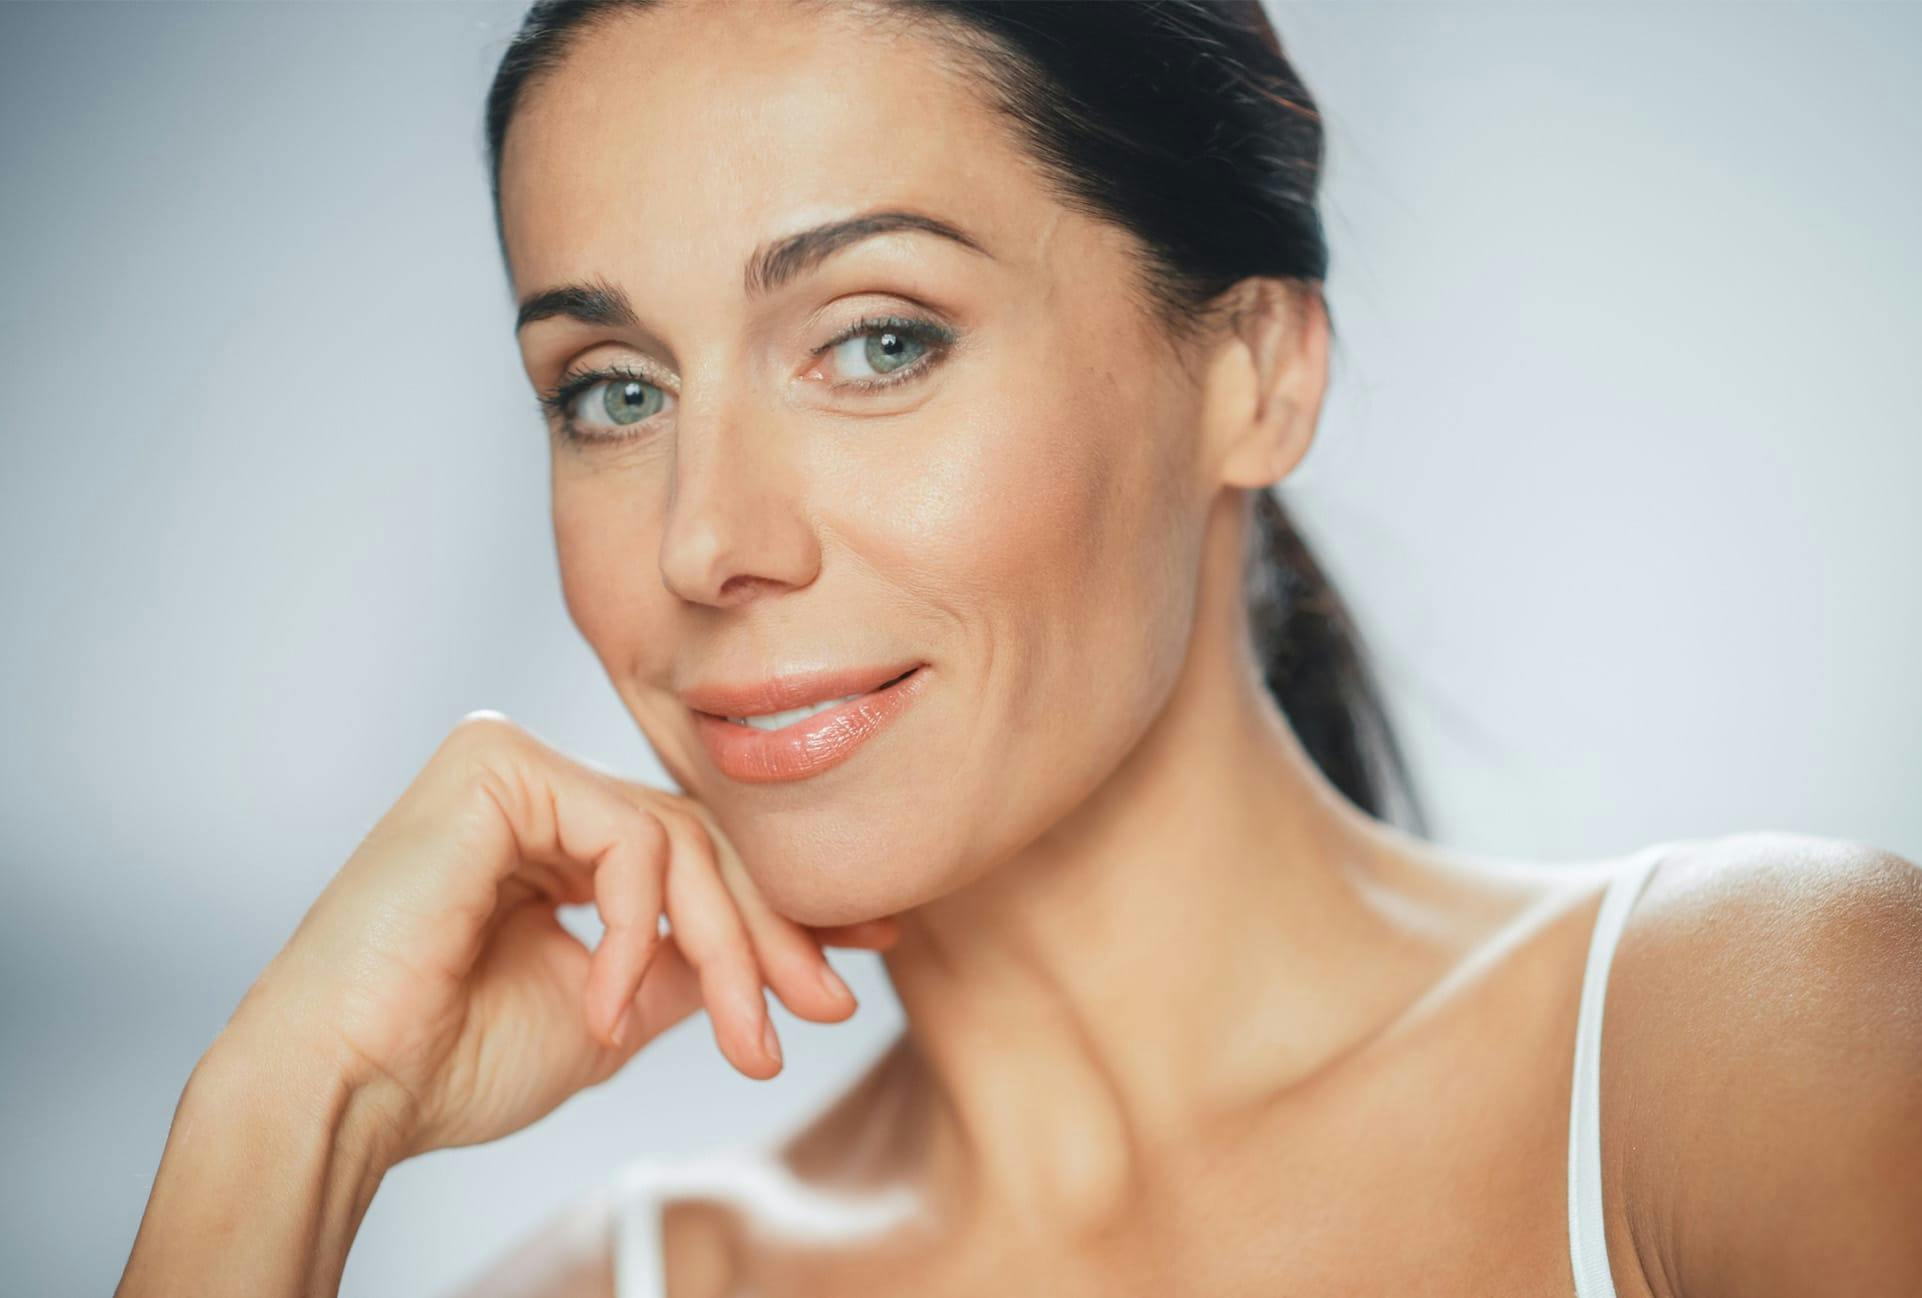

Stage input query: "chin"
[{"left": 720, "top": 804, "right": 966, "bottom": 929}]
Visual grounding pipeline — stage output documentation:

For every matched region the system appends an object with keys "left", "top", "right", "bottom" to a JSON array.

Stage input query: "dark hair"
[{"left": 484, "top": 0, "right": 1428, "bottom": 835}]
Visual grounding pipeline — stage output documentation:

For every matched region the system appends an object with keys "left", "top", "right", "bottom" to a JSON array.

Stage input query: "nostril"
[{"left": 716, "top": 574, "right": 783, "bottom": 604}]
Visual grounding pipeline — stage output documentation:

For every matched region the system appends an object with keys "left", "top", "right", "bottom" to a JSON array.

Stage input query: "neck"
[{"left": 868, "top": 501, "right": 1496, "bottom": 1238}]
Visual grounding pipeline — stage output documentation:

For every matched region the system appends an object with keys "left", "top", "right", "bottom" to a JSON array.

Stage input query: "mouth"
[
  {"left": 690, "top": 664, "right": 928, "bottom": 784},
  {"left": 715, "top": 664, "right": 922, "bottom": 730}
]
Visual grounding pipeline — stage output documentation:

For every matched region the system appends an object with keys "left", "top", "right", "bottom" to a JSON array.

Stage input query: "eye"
[
  {"left": 536, "top": 313, "right": 957, "bottom": 445},
  {"left": 812, "top": 314, "right": 956, "bottom": 394},
  {"left": 536, "top": 363, "right": 673, "bottom": 445}
]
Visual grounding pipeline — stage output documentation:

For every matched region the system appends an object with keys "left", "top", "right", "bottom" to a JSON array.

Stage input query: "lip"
[
  {"left": 690, "top": 663, "right": 928, "bottom": 784},
  {"left": 682, "top": 660, "right": 924, "bottom": 719}
]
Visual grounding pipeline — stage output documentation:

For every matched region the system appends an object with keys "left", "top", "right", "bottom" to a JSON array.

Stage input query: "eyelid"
[{"left": 540, "top": 353, "right": 675, "bottom": 404}]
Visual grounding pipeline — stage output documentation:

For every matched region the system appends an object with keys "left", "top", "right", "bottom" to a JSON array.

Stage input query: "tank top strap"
[
  {"left": 1567, "top": 840, "right": 1678, "bottom": 1298},
  {"left": 610, "top": 1157, "right": 670, "bottom": 1298}
]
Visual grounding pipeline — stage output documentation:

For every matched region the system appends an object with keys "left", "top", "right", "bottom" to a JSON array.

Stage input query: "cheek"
[
  {"left": 839, "top": 356, "right": 1151, "bottom": 634},
  {"left": 830, "top": 339, "right": 1197, "bottom": 810},
  {"left": 552, "top": 472, "right": 669, "bottom": 678},
  {"left": 906, "top": 352, "right": 1190, "bottom": 681},
  {"left": 851, "top": 410, "right": 1114, "bottom": 607}
]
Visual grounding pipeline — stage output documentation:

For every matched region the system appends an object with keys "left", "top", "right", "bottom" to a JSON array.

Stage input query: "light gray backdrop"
[{"left": 2, "top": 2, "right": 1916, "bottom": 1294}]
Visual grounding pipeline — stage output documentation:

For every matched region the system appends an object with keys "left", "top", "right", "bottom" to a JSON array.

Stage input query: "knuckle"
[
  {"left": 625, "top": 806, "right": 672, "bottom": 864},
  {"left": 646, "top": 802, "right": 707, "bottom": 857},
  {"left": 607, "top": 784, "right": 731, "bottom": 857},
  {"left": 444, "top": 711, "right": 525, "bottom": 758},
  {"left": 601, "top": 774, "right": 661, "bottom": 806},
  {"left": 665, "top": 806, "right": 718, "bottom": 857},
  {"left": 675, "top": 795, "right": 728, "bottom": 840},
  {"left": 430, "top": 723, "right": 543, "bottom": 838},
  {"left": 641, "top": 786, "right": 719, "bottom": 832}
]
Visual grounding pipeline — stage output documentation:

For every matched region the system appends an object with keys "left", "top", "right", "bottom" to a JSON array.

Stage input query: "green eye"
[
  {"left": 539, "top": 311, "right": 957, "bottom": 447},
  {"left": 842, "top": 327, "right": 927, "bottom": 377},
  {"left": 819, "top": 314, "right": 956, "bottom": 393},
  {"left": 537, "top": 365, "right": 672, "bottom": 445},
  {"left": 599, "top": 377, "right": 664, "bottom": 426}
]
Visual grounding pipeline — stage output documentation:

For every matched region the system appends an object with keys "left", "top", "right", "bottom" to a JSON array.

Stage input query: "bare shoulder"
[
  {"left": 1605, "top": 831, "right": 1922, "bottom": 1298},
  {"left": 1615, "top": 831, "right": 1921, "bottom": 1043},
  {"left": 437, "top": 1162, "right": 742, "bottom": 1298}
]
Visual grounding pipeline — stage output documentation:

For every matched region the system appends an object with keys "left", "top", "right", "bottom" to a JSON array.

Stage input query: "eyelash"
[{"left": 535, "top": 313, "right": 958, "bottom": 445}]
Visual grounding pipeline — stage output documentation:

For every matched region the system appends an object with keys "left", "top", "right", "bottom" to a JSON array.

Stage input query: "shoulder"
[
  {"left": 437, "top": 1160, "right": 737, "bottom": 1298},
  {"left": 1605, "top": 831, "right": 1922, "bottom": 1298},
  {"left": 1616, "top": 831, "right": 1921, "bottom": 1041}
]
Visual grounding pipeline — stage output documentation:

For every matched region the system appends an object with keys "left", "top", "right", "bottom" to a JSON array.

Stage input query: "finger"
[
  {"left": 411, "top": 714, "right": 672, "bottom": 1014},
  {"left": 591, "top": 929, "right": 707, "bottom": 1077},
  {"left": 584, "top": 809, "right": 669, "bottom": 1048},
  {"left": 653, "top": 811, "right": 783, "bottom": 1079},
  {"left": 691, "top": 817, "right": 858, "bottom": 1025},
  {"left": 599, "top": 784, "right": 902, "bottom": 960}
]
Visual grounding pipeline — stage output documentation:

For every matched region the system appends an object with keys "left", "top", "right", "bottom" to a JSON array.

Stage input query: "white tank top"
[
  {"left": 1568, "top": 840, "right": 1671, "bottom": 1297},
  {"left": 611, "top": 842, "right": 1676, "bottom": 1298}
]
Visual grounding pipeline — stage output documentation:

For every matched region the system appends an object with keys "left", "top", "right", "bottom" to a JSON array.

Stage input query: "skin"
[
  {"left": 491, "top": 2, "right": 1922, "bottom": 1294},
  {"left": 112, "top": 2, "right": 1922, "bottom": 1296}
]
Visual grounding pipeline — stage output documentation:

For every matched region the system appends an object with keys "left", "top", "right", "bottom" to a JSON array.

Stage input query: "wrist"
[
  {"left": 202, "top": 1005, "right": 419, "bottom": 1172},
  {"left": 118, "top": 1025, "right": 407, "bottom": 1297}
]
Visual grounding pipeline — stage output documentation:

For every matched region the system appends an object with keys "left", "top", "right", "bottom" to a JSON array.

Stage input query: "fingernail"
[
  {"left": 611, "top": 1005, "right": 635, "bottom": 1047},
  {"left": 818, "top": 961, "right": 852, "bottom": 1003},
  {"left": 760, "top": 1014, "right": 782, "bottom": 1065}
]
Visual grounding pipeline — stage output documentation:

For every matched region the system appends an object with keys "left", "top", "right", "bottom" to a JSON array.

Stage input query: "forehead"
[{"left": 497, "top": 0, "right": 1057, "bottom": 299}]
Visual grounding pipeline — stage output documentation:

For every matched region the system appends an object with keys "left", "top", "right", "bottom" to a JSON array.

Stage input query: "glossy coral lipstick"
[{"left": 689, "top": 664, "right": 927, "bottom": 784}]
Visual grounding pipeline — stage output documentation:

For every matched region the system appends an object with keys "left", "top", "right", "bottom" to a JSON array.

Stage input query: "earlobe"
[{"left": 1207, "top": 280, "right": 1325, "bottom": 491}]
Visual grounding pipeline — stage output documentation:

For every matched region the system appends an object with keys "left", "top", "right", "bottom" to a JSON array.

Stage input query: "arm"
[
  {"left": 112, "top": 716, "right": 888, "bottom": 1298},
  {"left": 1619, "top": 833, "right": 1922, "bottom": 1298},
  {"left": 113, "top": 1022, "right": 410, "bottom": 1298}
]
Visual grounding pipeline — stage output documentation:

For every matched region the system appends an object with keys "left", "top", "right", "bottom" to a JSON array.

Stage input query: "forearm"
[{"left": 115, "top": 1029, "right": 407, "bottom": 1298}]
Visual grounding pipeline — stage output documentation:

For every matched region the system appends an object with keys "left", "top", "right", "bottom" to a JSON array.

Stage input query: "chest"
[
  {"left": 669, "top": 896, "right": 1644, "bottom": 1298},
  {"left": 717, "top": 1060, "right": 1586, "bottom": 1298}
]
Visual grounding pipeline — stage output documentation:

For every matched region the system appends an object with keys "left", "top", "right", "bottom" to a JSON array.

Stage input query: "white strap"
[
  {"left": 1568, "top": 842, "right": 1674, "bottom": 1298},
  {"left": 611, "top": 1160, "right": 667, "bottom": 1298},
  {"left": 606, "top": 1147, "right": 925, "bottom": 1294}
]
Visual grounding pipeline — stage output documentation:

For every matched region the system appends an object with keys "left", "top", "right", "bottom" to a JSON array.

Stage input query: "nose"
[{"left": 656, "top": 405, "right": 820, "bottom": 607}]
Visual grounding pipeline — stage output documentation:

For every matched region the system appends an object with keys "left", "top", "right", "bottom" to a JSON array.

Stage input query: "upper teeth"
[{"left": 726, "top": 693, "right": 865, "bottom": 731}]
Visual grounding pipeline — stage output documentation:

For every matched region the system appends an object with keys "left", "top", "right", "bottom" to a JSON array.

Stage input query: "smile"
[
  {"left": 689, "top": 665, "right": 927, "bottom": 783},
  {"left": 722, "top": 676, "right": 910, "bottom": 732}
]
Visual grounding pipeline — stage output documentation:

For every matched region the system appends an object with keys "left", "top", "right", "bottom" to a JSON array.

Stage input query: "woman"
[{"left": 116, "top": 2, "right": 1921, "bottom": 1295}]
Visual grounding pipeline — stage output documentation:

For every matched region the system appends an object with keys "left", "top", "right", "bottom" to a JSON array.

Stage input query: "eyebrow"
[{"left": 514, "top": 208, "right": 991, "bottom": 334}]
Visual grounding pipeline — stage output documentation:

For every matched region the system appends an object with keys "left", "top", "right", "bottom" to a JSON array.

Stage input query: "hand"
[{"left": 218, "top": 711, "right": 899, "bottom": 1163}]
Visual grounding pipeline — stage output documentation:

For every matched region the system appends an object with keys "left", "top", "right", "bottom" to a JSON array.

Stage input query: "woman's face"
[{"left": 501, "top": 0, "right": 1221, "bottom": 926}]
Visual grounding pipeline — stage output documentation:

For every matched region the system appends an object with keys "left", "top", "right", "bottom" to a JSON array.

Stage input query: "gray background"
[{"left": 2, "top": 2, "right": 1916, "bottom": 1294}]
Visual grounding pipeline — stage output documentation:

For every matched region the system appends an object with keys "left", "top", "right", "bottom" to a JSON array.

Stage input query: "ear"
[{"left": 1197, "top": 279, "right": 1327, "bottom": 491}]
